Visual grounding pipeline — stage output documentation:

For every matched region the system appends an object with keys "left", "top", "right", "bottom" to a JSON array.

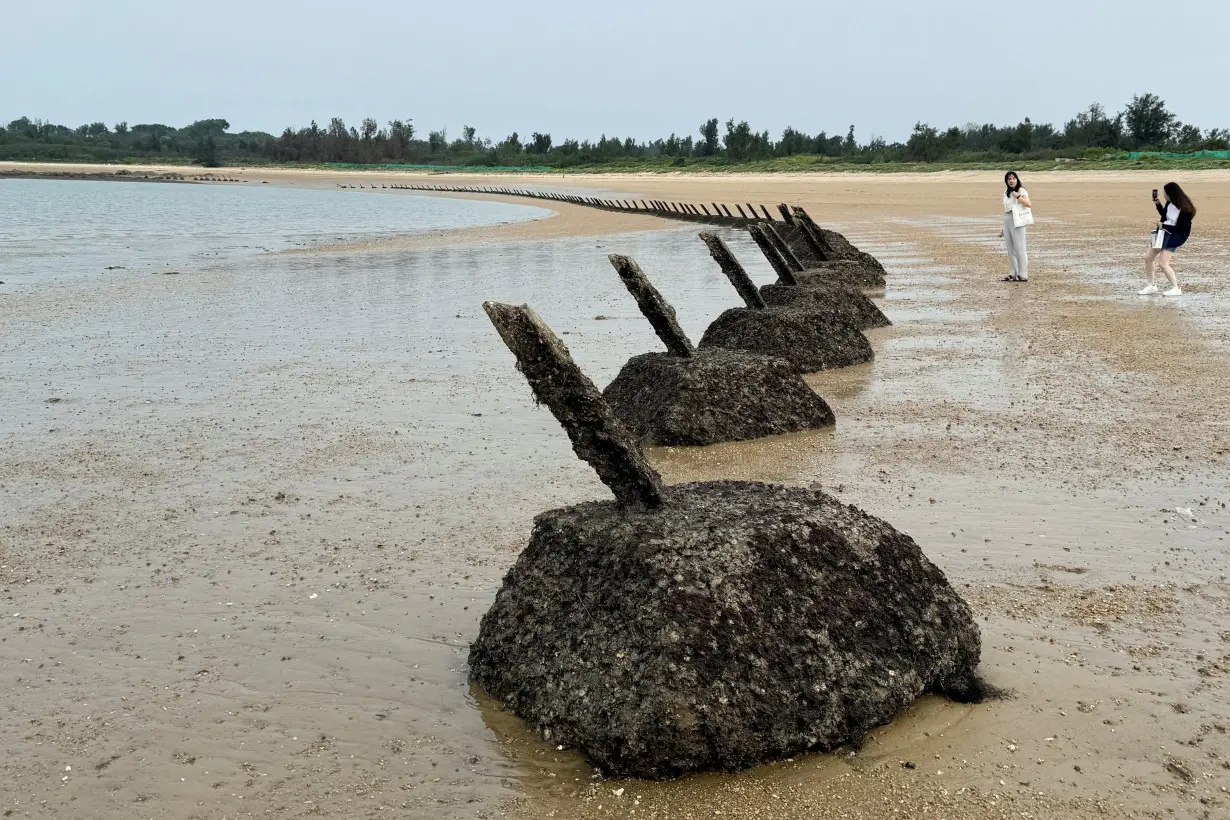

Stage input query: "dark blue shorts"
[{"left": 1162, "top": 231, "right": 1188, "bottom": 251}]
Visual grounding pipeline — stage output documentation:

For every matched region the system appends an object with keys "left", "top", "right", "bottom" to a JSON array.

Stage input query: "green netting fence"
[{"left": 1126, "top": 150, "right": 1230, "bottom": 159}]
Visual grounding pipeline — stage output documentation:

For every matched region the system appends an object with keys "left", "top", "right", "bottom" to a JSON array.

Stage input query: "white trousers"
[{"left": 1004, "top": 212, "right": 1028, "bottom": 280}]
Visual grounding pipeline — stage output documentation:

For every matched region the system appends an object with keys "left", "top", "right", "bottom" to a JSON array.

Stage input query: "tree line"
[{"left": 2, "top": 94, "right": 1226, "bottom": 169}]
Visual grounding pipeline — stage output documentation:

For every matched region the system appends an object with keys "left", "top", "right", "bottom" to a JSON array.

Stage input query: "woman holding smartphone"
[
  {"left": 1139, "top": 182, "right": 1197, "bottom": 296},
  {"left": 999, "top": 171, "right": 1032, "bottom": 282}
]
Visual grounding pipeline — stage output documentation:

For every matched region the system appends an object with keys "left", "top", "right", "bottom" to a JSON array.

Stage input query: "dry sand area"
[{"left": 2, "top": 166, "right": 1229, "bottom": 819}]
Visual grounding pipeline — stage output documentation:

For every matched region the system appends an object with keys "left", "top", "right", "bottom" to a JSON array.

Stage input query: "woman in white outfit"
[{"left": 998, "top": 171, "right": 1032, "bottom": 282}]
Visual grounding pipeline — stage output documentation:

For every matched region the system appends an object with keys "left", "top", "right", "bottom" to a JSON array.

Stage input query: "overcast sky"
[{"left": 5, "top": 0, "right": 1227, "bottom": 143}]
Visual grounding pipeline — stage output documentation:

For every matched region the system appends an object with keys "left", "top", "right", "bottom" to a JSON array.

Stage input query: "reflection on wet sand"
[{"left": 650, "top": 426, "right": 837, "bottom": 487}]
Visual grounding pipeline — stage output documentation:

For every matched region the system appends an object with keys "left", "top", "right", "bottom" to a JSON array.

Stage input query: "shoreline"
[
  {"left": 9, "top": 159, "right": 1228, "bottom": 260},
  {"left": 0, "top": 164, "right": 684, "bottom": 262},
  {"left": 1, "top": 168, "right": 196, "bottom": 183}
]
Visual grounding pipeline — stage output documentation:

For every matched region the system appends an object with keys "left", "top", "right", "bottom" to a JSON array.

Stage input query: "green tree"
[
  {"left": 184, "top": 119, "right": 229, "bottom": 139},
  {"left": 997, "top": 118, "right": 1034, "bottom": 153},
  {"left": 1172, "top": 122, "right": 1202, "bottom": 148},
  {"left": 776, "top": 126, "right": 812, "bottom": 156},
  {"left": 905, "top": 123, "right": 943, "bottom": 161},
  {"left": 663, "top": 133, "right": 694, "bottom": 157},
  {"left": 723, "top": 119, "right": 754, "bottom": 160},
  {"left": 1063, "top": 103, "right": 1122, "bottom": 149},
  {"left": 386, "top": 119, "right": 414, "bottom": 159},
  {"left": 500, "top": 132, "right": 523, "bottom": 153},
  {"left": 324, "top": 117, "right": 349, "bottom": 160},
  {"left": 133, "top": 123, "right": 171, "bottom": 152},
  {"left": 1205, "top": 128, "right": 1230, "bottom": 150},
  {"left": 8, "top": 117, "right": 34, "bottom": 138},
  {"left": 1123, "top": 93, "right": 1174, "bottom": 148},
  {"left": 195, "top": 134, "right": 220, "bottom": 167},
  {"left": 528, "top": 132, "right": 552, "bottom": 153},
  {"left": 697, "top": 118, "right": 720, "bottom": 156}
]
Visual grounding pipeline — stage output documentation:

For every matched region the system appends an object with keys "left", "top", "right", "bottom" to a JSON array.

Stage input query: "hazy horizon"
[{"left": 5, "top": 0, "right": 1228, "bottom": 143}]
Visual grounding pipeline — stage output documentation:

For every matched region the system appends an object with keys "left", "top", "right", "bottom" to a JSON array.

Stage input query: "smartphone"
[{"left": 1152, "top": 189, "right": 1159, "bottom": 200}]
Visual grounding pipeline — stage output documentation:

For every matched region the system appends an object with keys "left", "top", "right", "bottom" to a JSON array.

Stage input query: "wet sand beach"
[{"left": 2, "top": 165, "right": 1229, "bottom": 819}]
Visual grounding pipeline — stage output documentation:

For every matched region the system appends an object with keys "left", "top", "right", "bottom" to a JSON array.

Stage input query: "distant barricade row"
[{"left": 400, "top": 182, "right": 791, "bottom": 227}]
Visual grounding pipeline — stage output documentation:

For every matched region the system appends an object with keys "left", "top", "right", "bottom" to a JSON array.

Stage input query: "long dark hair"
[
  {"left": 1004, "top": 171, "right": 1023, "bottom": 197},
  {"left": 1163, "top": 182, "right": 1196, "bottom": 216}
]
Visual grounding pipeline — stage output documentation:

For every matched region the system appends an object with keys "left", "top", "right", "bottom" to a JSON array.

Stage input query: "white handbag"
[
  {"left": 1011, "top": 203, "right": 1035, "bottom": 228},
  {"left": 1150, "top": 228, "right": 1167, "bottom": 249}
]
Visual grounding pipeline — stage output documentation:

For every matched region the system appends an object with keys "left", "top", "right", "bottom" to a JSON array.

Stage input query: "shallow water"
[
  {"left": 0, "top": 219, "right": 797, "bottom": 818},
  {"left": 0, "top": 178, "right": 552, "bottom": 284}
]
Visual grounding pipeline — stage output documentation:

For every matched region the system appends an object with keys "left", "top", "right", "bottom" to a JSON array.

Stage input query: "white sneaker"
[
  {"left": 1163, "top": 286, "right": 1182, "bottom": 296},
  {"left": 1137, "top": 284, "right": 1159, "bottom": 295}
]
